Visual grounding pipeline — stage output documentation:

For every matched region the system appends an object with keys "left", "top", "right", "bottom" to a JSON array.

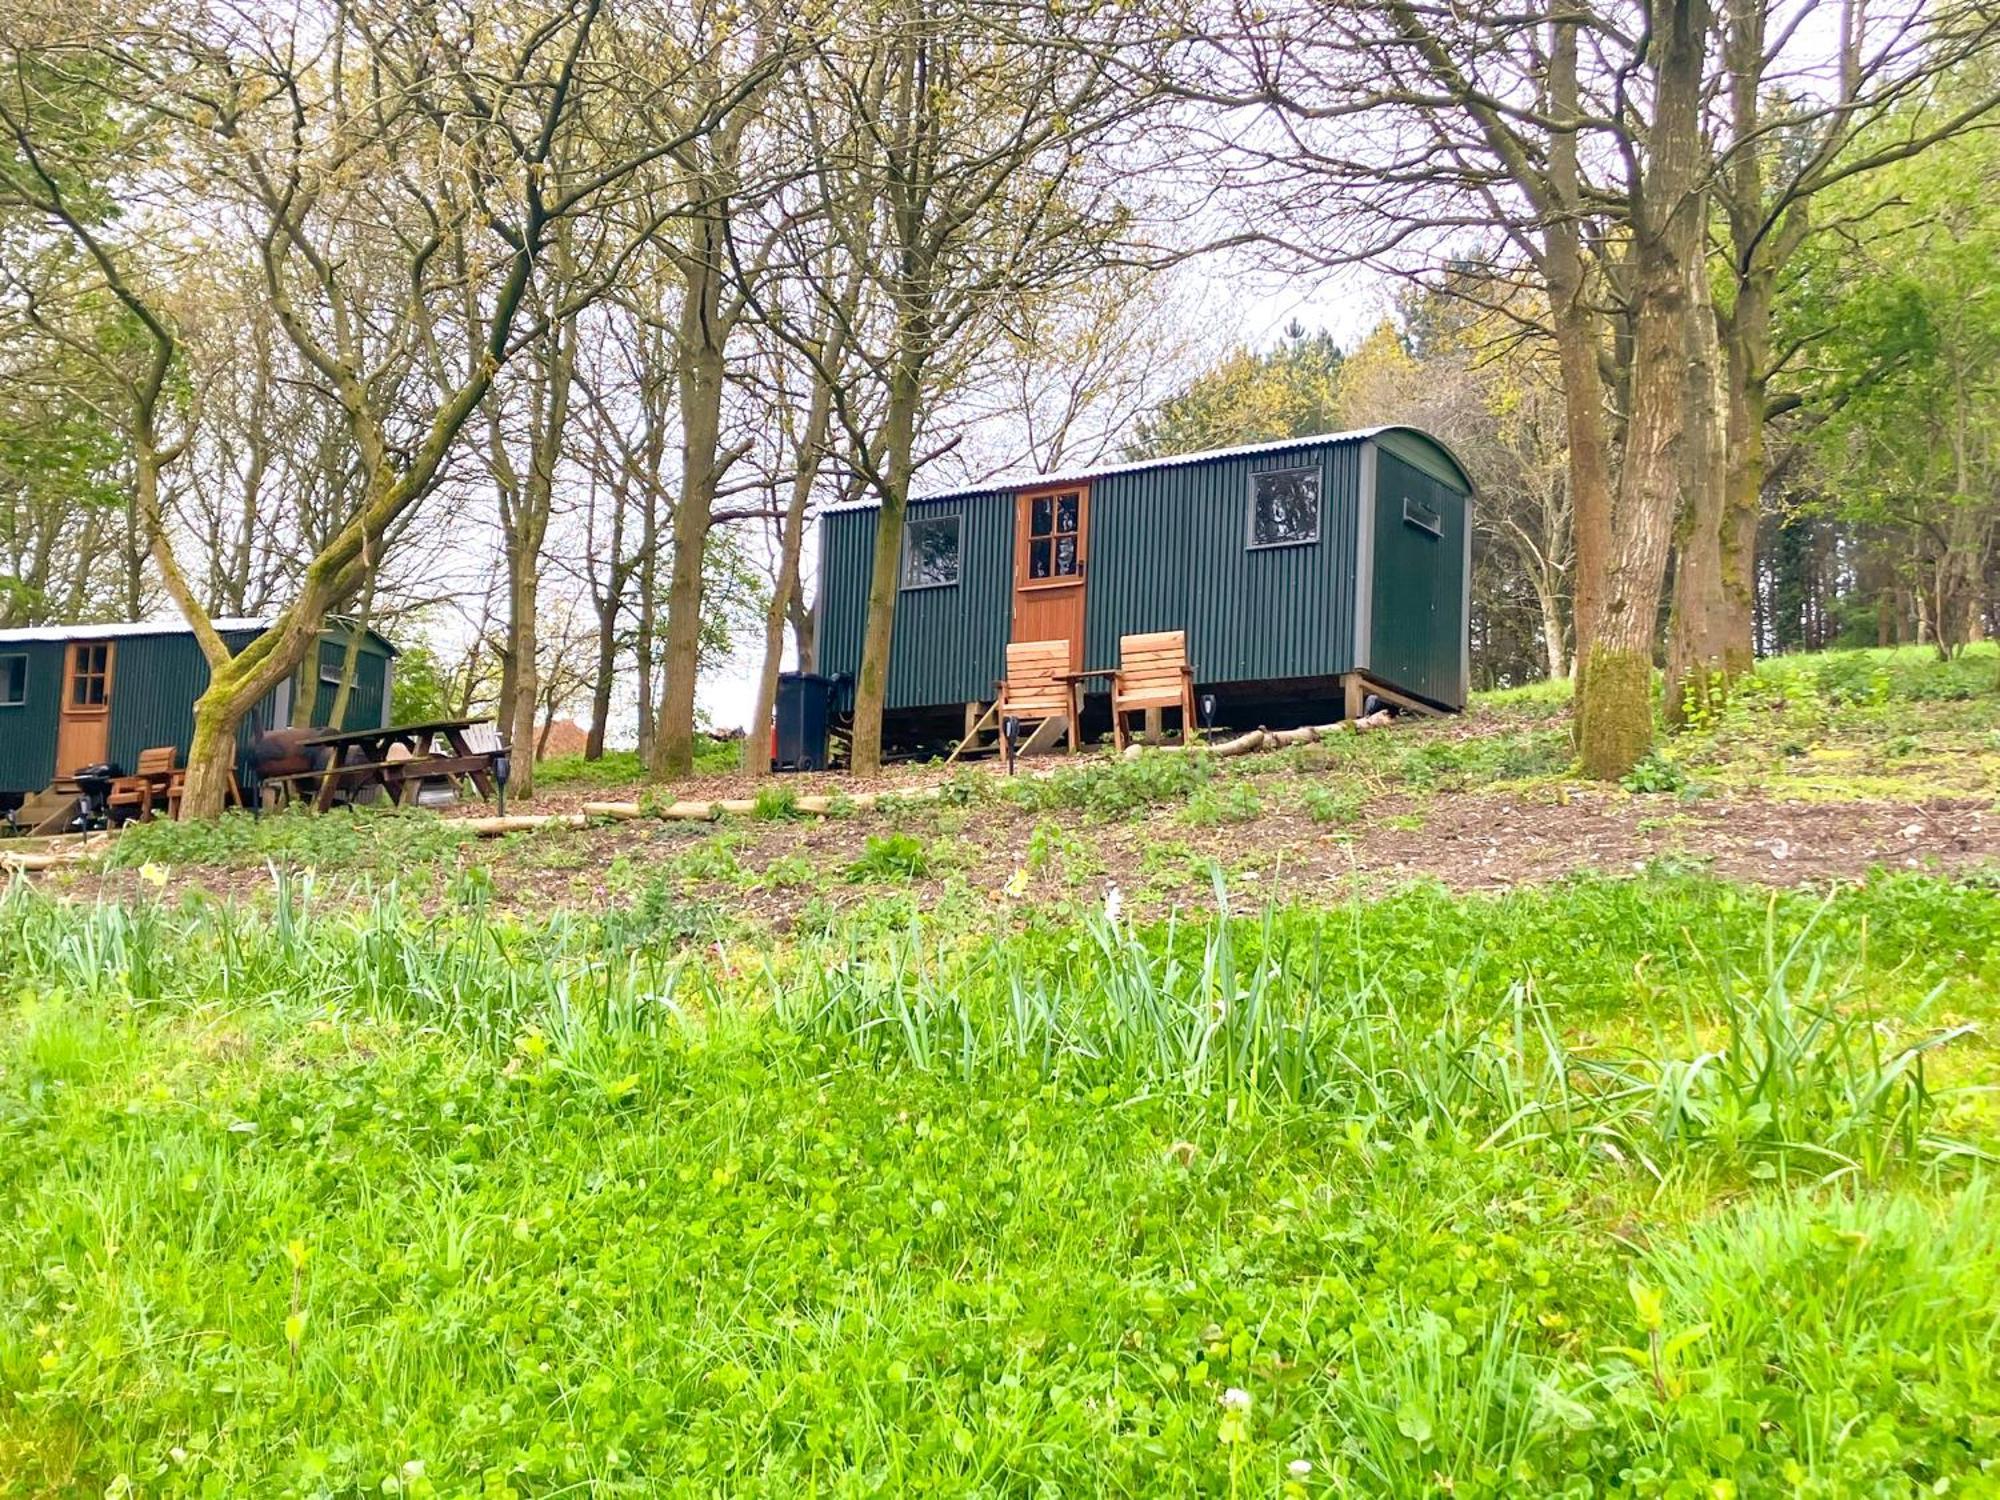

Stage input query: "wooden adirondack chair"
[
  {"left": 1111, "top": 631, "right": 1198, "bottom": 751},
  {"left": 108, "top": 745, "right": 179, "bottom": 823},
  {"left": 995, "top": 639, "right": 1081, "bottom": 759}
]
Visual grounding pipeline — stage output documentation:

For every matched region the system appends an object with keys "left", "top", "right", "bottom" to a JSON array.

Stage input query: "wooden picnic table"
[{"left": 295, "top": 718, "right": 499, "bottom": 812}]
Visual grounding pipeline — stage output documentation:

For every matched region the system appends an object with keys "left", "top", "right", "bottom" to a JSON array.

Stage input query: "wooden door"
[
  {"left": 1011, "top": 482, "right": 1089, "bottom": 666},
  {"left": 55, "top": 640, "right": 113, "bottom": 775}
]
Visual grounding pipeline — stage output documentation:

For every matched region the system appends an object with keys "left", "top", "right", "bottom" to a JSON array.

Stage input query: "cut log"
[
  {"left": 580, "top": 800, "right": 723, "bottom": 821},
  {"left": 1121, "top": 713, "right": 1393, "bottom": 760},
  {"left": 1, "top": 850, "right": 81, "bottom": 871},
  {"left": 459, "top": 813, "right": 592, "bottom": 836}
]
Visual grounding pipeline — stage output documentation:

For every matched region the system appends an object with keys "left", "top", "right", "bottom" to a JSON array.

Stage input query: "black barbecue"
[{"left": 70, "top": 762, "right": 124, "bottom": 832}]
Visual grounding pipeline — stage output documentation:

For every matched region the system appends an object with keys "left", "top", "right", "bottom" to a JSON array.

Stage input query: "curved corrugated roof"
[
  {"left": 824, "top": 425, "right": 1474, "bottom": 512},
  {"left": 0, "top": 615, "right": 398, "bottom": 653}
]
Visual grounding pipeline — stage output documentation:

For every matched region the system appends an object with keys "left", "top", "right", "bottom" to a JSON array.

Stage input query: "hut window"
[
  {"left": 0, "top": 653, "right": 24, "bottom": 707},
  {"left": 901, "top": 514, "right": 961, "bottom": 589},
  {"left": 1248, "top": 467, "right": 1321, "bottom": 548},
  {"left": 1025, "top": 488, "right": 1084, "bottom": 579},
  {"left": 1403, "top": 495, "right": 1443, "bottom": 538},
  {"left": 68, "top": 642, "right": 109, "bottom": 707}
]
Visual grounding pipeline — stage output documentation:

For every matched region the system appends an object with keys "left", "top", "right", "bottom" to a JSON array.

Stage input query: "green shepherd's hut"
[
  {"left": 815, "top": 426, "right": 1472, "bottom": 750},
  {"left": 0, "top": 616, "right": 397, "bottom": 808}
]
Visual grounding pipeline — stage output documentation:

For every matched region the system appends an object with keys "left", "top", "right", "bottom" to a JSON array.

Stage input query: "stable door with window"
[
  {"left": 56, "top": 640, "right": 114, "bottom": 775},
  {"left": 1011, "top": 484, "right": 1089, "bottom": 667}
]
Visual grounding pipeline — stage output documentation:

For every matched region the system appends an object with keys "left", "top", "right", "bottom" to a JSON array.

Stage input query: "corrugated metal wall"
[
  {"left": 818, "top": 492, "right": 1013, "bottom": 710},
  {"left": 1085, "top": 440, "right": 1362, "bottom": 689},
  {"left": 309, "top": 636, "right": 391, "bottom": 730},
  {"left": 0, "top": 640, "right": 66, "bottom": 793},
  {"left": 106, "top": 627, "right": 277, "bottom": 773},
  {"left": 1369, "top": 450, "right": 1469, "bottom": 708}
]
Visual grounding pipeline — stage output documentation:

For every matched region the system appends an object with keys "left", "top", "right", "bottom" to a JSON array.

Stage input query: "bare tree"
[
  {"left": 768, "top": 0, "right": 1169, "bottom": 774},
  {"left": 1, "top": 0, "right": 768, "bottom": 815}
]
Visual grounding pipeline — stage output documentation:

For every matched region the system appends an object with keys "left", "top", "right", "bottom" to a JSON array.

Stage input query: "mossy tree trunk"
[
  {"left": 1575, "top": 0, "right": 1713, "bottom": 779},
  {"left": 1664, "top": 265, "right": 1733, "bottom": 725}
]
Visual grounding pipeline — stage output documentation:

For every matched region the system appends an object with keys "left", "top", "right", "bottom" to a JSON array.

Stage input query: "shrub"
[
  {"left": 1620, "top": 753, "right": 1688, "bottom": 794},
  {"left": 1303, "top": 784, "right": 1363, "bottom": 824},
  {"left": 752, "top": 786, "right": 802, "bottom": 821},
  {"left": 1181, "top": 780, "right": 1262, "bottom": 827},
  {"left": 998, "top": 750, "right": 1214, "bottom": 819},
  {"left": 844, "top": 831, "right": 932, "bottom": 882}
]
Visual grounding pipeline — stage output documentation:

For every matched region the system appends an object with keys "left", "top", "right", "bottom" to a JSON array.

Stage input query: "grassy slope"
[{"left": 2, "top": 646, "right": 1997, "bottom": 1498}]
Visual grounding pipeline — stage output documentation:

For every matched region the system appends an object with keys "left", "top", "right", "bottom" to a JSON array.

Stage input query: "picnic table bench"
[{"left": 266, "top": 719, "right": 502, "bottom": 812}]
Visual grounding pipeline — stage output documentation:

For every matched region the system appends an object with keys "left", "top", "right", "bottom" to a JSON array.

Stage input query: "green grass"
[
  {"left": 533, "top": 735, "right": 741, "bottom": 788},
  {"left": 105, "top": 806, "right": 474, "bottom": 875},
  {"left": 2, "top": 868, "right": 1996, "bottom": 1496},
  {"left": 5, "top": 647, "right": 1999, "bottom": 1494}
]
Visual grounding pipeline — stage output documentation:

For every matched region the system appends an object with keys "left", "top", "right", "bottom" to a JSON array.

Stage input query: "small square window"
[
  {"left": 1249, "top": 467, "right": 1321, "bottom": 548},
  {"left": 1403, "top": 495, "right": 1443, "bottom": 537},
  {"left": 902, "top": 513, "right": 961, "bottom": 589},
  {"left": 0, "top": 653, "right": 25, "bottom": 707}
]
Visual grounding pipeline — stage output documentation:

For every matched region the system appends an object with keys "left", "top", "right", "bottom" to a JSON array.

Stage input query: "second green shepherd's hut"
[
  {"left": 816, "top": 426, "right": 1472, "bottom": 750},
  {"left": 0, "top": 616, "right": 396, "bottom": 808}
]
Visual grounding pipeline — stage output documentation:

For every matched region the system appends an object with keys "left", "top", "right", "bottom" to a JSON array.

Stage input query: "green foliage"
[
  {"left": 383, "top": 639, "right": 458, "bottom": 724},
  {"left": 670, "top": 830, "right": 746, "bottom": 885},
  {"left": 535, "top": 748, "right": 648, "bottom": 786},
  {"left": 995, "top": 749, "right": 1215, "bottom": 820},
  {"left": 752, "top": 785, "right": 803, "bottom": 821},
  {"left": 844, "top": 831, "right": 932, "bottom": 882},
  {"left": 535, "top": 736, "right": 739, "bottom": 787},
  {"left": 1782, "top": 124, "right": 2000, "bottom": 655},
  {"left": 1131, "top": 321, "right": 1346, "bottom": 457},
  {"left": 1302, "top": 783, "right": 1362, "bottom": 824},
  {"left": 1755, "top": 642, "right": 1994, "bottom": 706},
  {"left": 1180, "top": 779, "right": 1263, "bottom": 827},
  {"left": 1620, "top": 752, "right": 1689, "bottom": 795},
  {"left": 105, "top": 806, "right": 472, "bottom": 874}
]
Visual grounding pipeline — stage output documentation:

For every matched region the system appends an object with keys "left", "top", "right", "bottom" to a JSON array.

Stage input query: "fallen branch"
[
  {"left": 2, "top": 850, "right": 83, "bottom": 872},
  {"left": 459, "top": 782, "right": 955, "bottom": 837},
  {"left": 1121, "top": 712, "right": 1393, "bottom": 760},
  {"left": 457, "top": 813, "right": 592, "bottom": 835}
]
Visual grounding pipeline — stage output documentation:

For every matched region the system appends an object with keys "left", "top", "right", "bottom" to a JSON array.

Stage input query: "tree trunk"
[
  {"left": 500, "top": 320, "right": 575, "bottom": 800},
  {"left": 745, "top": 351, "right": 840, "bottom": 775},
  {"left": 1575, "top": 0, "right": 1711, "bottom": 779},
  {"left": 1664, "top": 269, "right": 1732, "bottom": 723},
  {"left": 586, "top": 609, "right": 618, "bottom": 760},
  {"left": 584, "top": 481, "right": 630, "bottom": 761},
  {"left": 1532, "top": 564, "right": 1568, "bottom": 682},
  {"left": 508, "top": 562, "right": 542, "bottom": 782},
  {"left": 1542, "top": 17, "right": 1615, "bottom": 738},
  {"left": 1716, "top": 303, "right": 1768, "bottom": 679},
  {"left": 848, "top": 345, "right": 923, "bottom": 776},
  {"left": 788, "top": 583, "right": 816, "bottom": 673},
  {"left": 635, "top": 496, "right": 659, "bottom": 766},
  {"left": 326, "top": 573, "right": 376, "bottom": 729},
  {"left": 652, "top": 218, "right": 732, "bottom": 781}
]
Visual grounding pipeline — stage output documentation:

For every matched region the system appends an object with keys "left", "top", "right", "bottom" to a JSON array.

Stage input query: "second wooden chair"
[{"left": 1111, "top": 631, "right": 1198, "bottom": 751}]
